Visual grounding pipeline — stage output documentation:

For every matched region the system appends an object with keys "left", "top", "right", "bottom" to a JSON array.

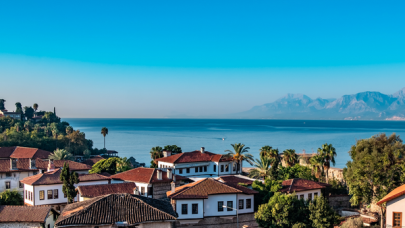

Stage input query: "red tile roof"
[
  {"left": 36, "top": 160, "right": 92, "bottom": 171},
  {"left": 111, "top": 167, "right": 188, "bottom": 184},
  {"left": 167, "top": 178, "right": 257, "bottom": 199},
  {"left": 0, "top": 205, "right": 55, "bottom": 223},
  {"left": 0, "top": 158, "right": 43, "bottom": 172},
  {"left": 280, "top": 178, "right": 330, "bottom": 193},
  {"left": 82, "top": 155, "right": 105, "bottom": 166},
  {"left": 217, "top": 175, "right": 254, "bottom": 185},
  {"left": 21, "top": 169, "right": 110, "bottom": 185},
  {"left": 0, "top": 146, "right": 16, "bottom": 158},
  {"left": 155, "top": 150, "right": 231, "bottom": 164},
  {"left": 377, "top": 184, "right": 405, "bottom": 205},
  {"left": 10, "top": 147, "right": 51, "bottom": 159},
  {"left": 77, "top": 182, "right": 136, "bottom": 198}
]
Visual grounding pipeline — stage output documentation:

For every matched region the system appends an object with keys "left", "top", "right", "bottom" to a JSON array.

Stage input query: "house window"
[
  {"left": 186, "top": 168, "right": 190, "bottom": 173},
  {"left": 227, "top": 201, "right": 233, "bottom": 211},
  {"left": 199, "top": 166, "right": 202, "bottom": 172},
  {"left": 54, "top": 189, "right": 58, "bottom": 199},
  {"left": 19, "top": 181, "right": 23, "bottom": 188},
  {"left": 246, "top": 199, "right": 252, "bottom": 209},
  {"left": 181, "top": 204, "right": 188, "bottom": 214},
  {"left": 213, "top": 165, "right": 216, "bottom": 172},
  {"left": 48, "top": 190, "right": 53, "bottom": 199},
  {"left": 147, "top": 187, "right": 153, "bottom": 196},
  {"left": 300, "top": 194, "right": 304, "bottom": 200},
  {"left": 195, "top": 167, "right": 198, "bottom": 173},
  {"left": 33, "top": 171, "right": 38, "bottom": 175},
  {"left": 239, "top": 199, "right": 244, "bottom": 209},
  {"left": 179, "top": 168, "right": 183, "bottom": 174},
  {"left": 39, "top": 190, "right": 45, "bottom": 200},
  {"left": 141, "top": 187, "right": 145, "bottom": 195},
  {"left": 48, "top": 224, "right": 50, "bottom": 228},
  {"left": 221, "top": 165, "right": 224, "bottom": 172},
  {"left": 25, "top": 190, "right": 28, "bottom": 199},
  {"left": 192, "top": 204, "right": 198, "bottom": 214},
  {"left": 218, "top": 201, "right": 224, "bottom": 212},
  {"left": 393, "top": 212, "right": 402, "bottom": 227},
  {"left": 233, "top": 164, "right": 236, "bottom": 171},
  {"left": 225, "top": 165, "right": 229, "bottom": 172},
  {"left": 30, "top": 191, "right": 33, "bottom": 201},
  {"left": 204, "top": 166, "right": 207, "bottom": 172},
  {"left": 314, "top": 193, "right": 318, "bottom": 198},
  {"left": 5, "top": 181, "right": 10, "bottom": 189},
  {"left": 6, "top": 173, "right": 11, "bottom": 177},
  {"left": 308, "top": 193, "right": 312, "bottom": 201}
]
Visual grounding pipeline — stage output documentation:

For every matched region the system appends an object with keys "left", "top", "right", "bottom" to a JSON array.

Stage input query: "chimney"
[
  {"left": 47, "top": 159, "right": 55, "bottom": 172},
  {"left": 167, "top": 169, "right": 172, "bottom": 179},
  {"left": 201, "top": 147, "right": 205, "bottom": 153},
  {"left": 133, "top": 187, "right": 139, "bottom": 195},
  {"left": 157, "top": 170, "right": 162, "bottom": 180},
  {"left": 171, "top": 181, "right": 176, "bottom": 194},
  {"left": 163, "top": 151, "right": 171, "bottom": 157}
]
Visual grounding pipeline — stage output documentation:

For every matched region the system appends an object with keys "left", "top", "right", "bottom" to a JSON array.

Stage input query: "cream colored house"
[{"left": 377, "top": 184, "right": 405, "bottom": 228}]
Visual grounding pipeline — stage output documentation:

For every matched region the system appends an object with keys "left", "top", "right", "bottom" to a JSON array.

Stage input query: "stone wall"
[
  {"left": 175, "top": 213, "right": 258, "bottom": 228},
  {"left": 329, "top": 195, "right": 352, "bottom": 210},
  {"left": 153, "top": 181, "right": 183, "bottom": 199}
]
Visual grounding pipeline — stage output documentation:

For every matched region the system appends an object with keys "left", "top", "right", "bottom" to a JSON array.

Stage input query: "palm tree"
[
  {"left": 0, "top": 99, "right": 6, "bottom": 110},
  {"left": 33, "top": 103, "right": 38, "bottom": 112},
  {"left": 14, "top": 122, "right": 22, "bottom": 132},
  {"left": 150, "top": 146, "right": 163, "bottom": 160},
  {"left": 259, "top": 145, "right": 273, "bottom": 157},
  {"left": 225, "top": 143, "right": 254, "bottom": 174},
  {"left": 248, "top": 155, "right": 272, "bottom": 179},
  {"left": 101, "top": 127, "right": 108, "bottom": 149},
  {"left": 49, "top": 149, "right": 74, "bottom": 161},
  {"left": 309, "top": 154, "right": 324, "bottom": 179},
  {"left": 282, "top": 149, "right": 298, "bottom": 167},
  {"left": 318, "top": 143, "right": 337, "bottom": 181}
]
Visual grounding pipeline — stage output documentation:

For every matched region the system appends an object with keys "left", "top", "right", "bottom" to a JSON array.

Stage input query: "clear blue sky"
[{"left": 1, "top": 1, "right": 405, "bottom": 117}]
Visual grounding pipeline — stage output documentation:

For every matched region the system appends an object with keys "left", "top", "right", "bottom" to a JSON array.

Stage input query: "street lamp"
[{"left": 223, "top": 205, "right": 238, "bottom": 228}]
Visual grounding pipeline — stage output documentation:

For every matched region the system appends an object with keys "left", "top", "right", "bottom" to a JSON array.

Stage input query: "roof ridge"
[
  {"left": 130, "top": 194, "right": 177, "bottom": 220},
  {"left": 288, "top": 179, "right": 295, "bottom": 193},
  {"left": 212, "top": 178, "right": 244, "bottom": 193},
  {"left": 171, "top": 153, "right": 184, "bottom": 163}
]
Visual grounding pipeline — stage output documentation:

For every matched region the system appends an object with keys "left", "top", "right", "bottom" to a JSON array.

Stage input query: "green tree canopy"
[
  {"left": 33, "top": 103, "right": 38, "bottom": 111},
  {"left": 24, "top": 106, "right": 35, "bottom": 120},
  {"left": 60, "top": 162, "right": 79, "bottom": 203},
  {"left": 89, "top": 157, "right": 131, "bottom": 175},
  {"left": 101, "top": 127, "right": 108, "bottom": 149},
  {"left": 249, "top": 155, "right": 273, "bottom": 179},
  {"left": 308, "top": 196, "right": 340, "bottom": 228},
  {"left": 0, "top": 99, "right": 5, "bottom": 110},
  {"left": 225, "top": 143, "right": 254, "bottom": 173},
  {"left": 163, "top": 145, "right": 182, "bottom": 154},
  {"left": 278, "top": 164, "right": 318, "bottom": 181},
  {"left": 0, "top": 189, "right": 24, "bottom": 205},
  {"left": 318, "top": 143, "right": 337, "bottom": 181},
  {"left": 282, "top": 149, "right": 298, "bottom": 167},
  {"left": 344, "top": 133, "right": 405, "bottom": 224}
]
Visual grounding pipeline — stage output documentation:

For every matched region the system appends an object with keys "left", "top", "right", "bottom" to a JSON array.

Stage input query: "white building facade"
[{"left": 377, "top": 185, "right": 405, "bottom": 228}]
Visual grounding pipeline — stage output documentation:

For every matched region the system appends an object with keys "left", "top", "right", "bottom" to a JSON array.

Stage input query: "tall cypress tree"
[{"left": 60, "top": 162, "right": 79, "bottom": 203}]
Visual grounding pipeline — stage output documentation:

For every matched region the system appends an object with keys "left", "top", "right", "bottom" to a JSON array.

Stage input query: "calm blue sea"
[{"left": 64, "top": 119, "right": 405, "bottom": 168}]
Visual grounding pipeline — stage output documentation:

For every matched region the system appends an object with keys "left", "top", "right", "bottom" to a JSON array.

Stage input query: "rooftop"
[
  {"left": 82, "top": 155, "right": 105, "bottom": 166},
  {"left": 155, "top": 150, "right": 231, "bottom": 164},
  {"left": 55, "top": 193, "right": 177, "bottom": 227},
  {"left": 377, "top": 184, "right": 405, "bottom": 205},
  {"left": 111, "top": 167, "right": 188, "bottom": 184},
  {"left": 0, "top": 205, "right": 57, "bottom": 223},
  {"left": 167, "top": 178, "right": 257, "bottom": 199},
  {"left": 77, "top": 182, "right": 136, "bottom": 198},
  {"left": 21, "top": 169, "right": 110, "bottom": 185},
  {"left": 217, "top": 175, "right": 254, "bottom": 185},
  {"left": 0, "top": 146, "right": 51, "bottom": 159},
  {"left": 280, "top": 178, "right": 330, "bottom": 193},
  {"left": 36, "top": 159, "right": 92, "bottom": 171}
]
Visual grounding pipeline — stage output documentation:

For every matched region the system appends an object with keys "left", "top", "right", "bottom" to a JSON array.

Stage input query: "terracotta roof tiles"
[
  {"left": 10, "top": 147, "right": 51, "bottom": 159},
  {"left": 217, "top": 175, "right": 254, "bottom": 185},
  {"left": 21, "top": 169, "right": 110, "bottom": 185},
  {"left": 155, "top": 150, "right": 232, "bottom": 164},
  {"left": 377, "top": 184, "right": 405, "bottom": 205},
  {"left": 0, "top": 205, "right": 55, "bottom": 223},
  {"left": 110, "top": 167, "right": 188, "bottom": 184},
  {"left": 280, "top": 178, "right": 330, "bottom": 193},
  {"left": 77, "top": 182, "right": 136, "bottom": 198},
  {"left": 82, "top": 155, "right": 105, "bottom": 166},
  {"left": 55, "top": 193, "right": 177, "bottom": 226},
  {"left": 0, "top": 146, "right": 16, "bottom": 158}
]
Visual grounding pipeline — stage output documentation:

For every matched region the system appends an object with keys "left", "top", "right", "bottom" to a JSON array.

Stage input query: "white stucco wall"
[
  {"left": 139, "top": 221, "right": 173, "bottom": 228},
  {"left": 292, "top": 189, "right": 322, "bottom": 201},
  {"left": 1, "top": 170, "right": 38, "bottom": 192},
  {"left": 45, "top": 211, "right": 56, "bottom": 228},
  {"left": 0, "top": 222, "right": 44, "bottom": 228},
  {"left": 204, "top": 194, "right": 237, "bottom": 217},
  {"left": 237, "top": 194, "right": 254, "bottom": 214},
  {"left": 386, "top": 194, "right": 405, "bottom": 227},
  {"left": 25, "top": 180, "right": 109, "bottom": 206},
  {"left": 110, "top": 179, "right": 151, "bottom": 197},
  {"left": 158, "top": 162, "right": 175, "bottom": 169},
  {"left": 218, "top": 162, "right": 238, "bottom": 176},
  {"left": 24, "top": 184, "right": 34, "bottom": 205},
  {"left": 175, "top": 199, "right": 204, "bottom": 219}
]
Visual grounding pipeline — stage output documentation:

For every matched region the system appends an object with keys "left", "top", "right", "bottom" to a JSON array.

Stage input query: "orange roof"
[
  {"left": 9, "top": 147, "right": 51, "bottom": 159},
  {"left": 21, "top": 169, "right": 110, "bottom": 185},
  {"left": 110, "top": 167, "right": 188, "bottom": 184},
  {"left": 280, "top": 178, "right": 330, "bottom": 193},
  {"left": 377, "top": 184, "right": 405, "bottom": 205},
  {"left": 167, "top": 178, "right": 257, "bottom": 199},
  {"left": 155, "top": 150, "right": 231, "bottom": 164}
]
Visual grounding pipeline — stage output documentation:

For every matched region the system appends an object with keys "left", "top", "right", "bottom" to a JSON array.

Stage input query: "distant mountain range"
[{"left": 233, "top": 87, "right": 405, "bottom": 120}]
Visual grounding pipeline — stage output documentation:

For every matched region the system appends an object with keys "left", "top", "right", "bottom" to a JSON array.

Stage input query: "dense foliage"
[
  {"left": 60, "top": 162, "right": 79, "bottom": 204},
  {"left": 89, "top": 157, "right": 132, "bottom": 175},
  {"left": 344, "top": 133, "right": 405, "bottom": 224},
  {"left": 0, "top": 189, "right": 24, "bottom": 205}
]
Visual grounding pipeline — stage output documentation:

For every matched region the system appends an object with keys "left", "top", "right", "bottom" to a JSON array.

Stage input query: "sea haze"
[{"left": 65, "top": 119, "right": 405, "bottom": 168}]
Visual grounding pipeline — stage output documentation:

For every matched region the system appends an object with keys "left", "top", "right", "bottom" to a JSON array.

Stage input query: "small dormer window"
[
  {"left": 11, "top": 158, "right": 17, "bottom": 170},
  {"left": 30, "top": 159, "right": 36, "bottom": 169}
]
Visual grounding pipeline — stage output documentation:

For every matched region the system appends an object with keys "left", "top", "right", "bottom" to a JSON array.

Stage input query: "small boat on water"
[{"left": 222, "top": 138, "right": 225, "bottom": 140}]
